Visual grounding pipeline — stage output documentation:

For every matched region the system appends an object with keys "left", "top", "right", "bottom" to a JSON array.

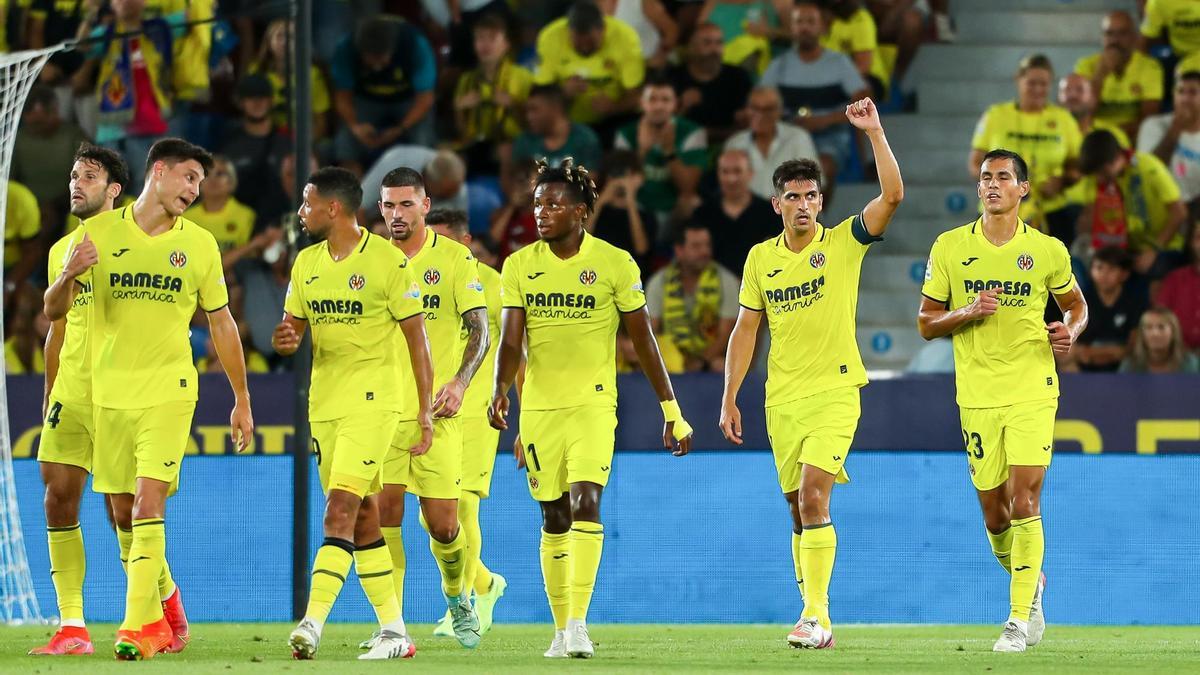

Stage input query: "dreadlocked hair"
[{"left": 534, "top": 156, "right": 598, "bottom": 215}]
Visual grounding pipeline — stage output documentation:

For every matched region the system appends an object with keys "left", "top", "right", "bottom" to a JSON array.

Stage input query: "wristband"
[{"left": 660, "top": 399, "right": 693, "bottom": 441}]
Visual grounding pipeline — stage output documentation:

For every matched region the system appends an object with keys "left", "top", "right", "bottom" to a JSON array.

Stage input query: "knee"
[
  {"left": 131, "top": 494, "right": 165, "bottom": 521},
  {"left": 570, "top": 490, "right": 601, "bottom": 522},
  {"left": 425, "top": 511, "right": 459, "bottom": 543},
  {"left": 43, "top": 484, "right": 81, "bottom": 524},
  {"left": 983, "top": 503, "right": 1012, "bottom": 533},
  {"left": 541, "top": 499, "right": 572, "bottom": 534},
  {"left": 378, "top": 498, "right": 404, "bottom": 527},
  {"left": 785, "top": 494, "right": 803, "bottom": 532},
  {"left": 323, "top": 497, "right": 358, "bottom": 534},
  {"left": 797, "top": 487, "right": 827, "bottom": 523},
  {"left": 1011, "top": 490, "right": 1040, "bottom": 519}
]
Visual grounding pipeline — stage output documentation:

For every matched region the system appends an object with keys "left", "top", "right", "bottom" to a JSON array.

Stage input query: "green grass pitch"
[{"left": 4, "top": 624, "right": 1198, "bottom": 673}]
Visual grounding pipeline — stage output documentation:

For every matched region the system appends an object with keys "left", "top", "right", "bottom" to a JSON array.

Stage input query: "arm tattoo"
[{"left": 455, "top": 307, "right": 490, "bottom": 384}]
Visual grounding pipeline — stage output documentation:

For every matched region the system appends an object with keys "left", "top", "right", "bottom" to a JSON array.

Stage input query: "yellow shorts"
[
  {"left": 461, "top": 415, "right": 500, "bottom": 499},
  {"left": 519, "top": 406, "right": 617, "bottom": 502},
  {"left": 960, "top": 399, "right": 1056, "bottom": 491},
  {"left": 765, "top": 387, "right": 860, "bottom": 493},
  {"left": 93, "top": 401, "right": 194, "bottom": 494},
  {"left": 311, "top": 412, "right": 400, "bottom": 498},
  {"left": 38, "top": 399, "right": 93, "bottom": 472},
  {"left": 385, "top": 416, "right": 463, "bottom": 499}
]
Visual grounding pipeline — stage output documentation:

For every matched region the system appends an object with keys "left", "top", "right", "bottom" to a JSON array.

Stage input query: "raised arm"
[
  {"left": 489, "top": 307, "right": 526, "bottom": 431},
  {"left": 847, "top": 98, "right": 903, "bottom": 235},
  {"left": 432, "top": 307, "right": 490, "bottom": 418},
  {"left": 621, "top": 307, "right": 692, "bottom": 455},
  {"left": 719, "top": 307, "right": 761, "bottom": 445},
  {"left": 207, "top": 306, "right": 254, "bottom": 452}
]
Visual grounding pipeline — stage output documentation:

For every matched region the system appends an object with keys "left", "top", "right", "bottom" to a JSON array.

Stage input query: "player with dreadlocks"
[{"left": 490, "top": 158, "right": 693, "bottom": 658}]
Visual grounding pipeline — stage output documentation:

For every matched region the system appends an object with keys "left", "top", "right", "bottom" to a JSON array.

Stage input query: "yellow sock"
[
  {"left": 791, "top": 531, "right": 805, "bottom": 603},
  {"left": 116, "top": 527, "right": 133, "bottom": 571},
  {"left": 459, "top": 492, "right": 487, "bottom": 596},
  {"left": 47, "top": 524, "right": 85, "bottom": 624},
  {"left": 381, "top": 526, "right": 405, "bottom": 615},
  {"left": 987, "top": 526, "right": 1014, "bottom": 573},
  {"left": 474, "top": 559, "right": 494, "bottom": 597},
  {"left": 540, "top": 529, "right": 570, "bottom": 630},
  {"left": 568, "top": 522, "right": 604, "bottom": 622},
  {"left": 305, "top": 539, "right": 354, "bottom": 625},
  {"left": 429, "top": 526, "right": 466, "bottom": 597},
  {"left": 798, "top": 523, "right": 837, "bottom": 630},
  {"left": 117, "top": 526, "right": 175, "bottom": 600},
  {"left": 121, "top": 519, "right": 165, "bottom": 631},
  {"left": 1009, "top": 516, "right": 1044, "bottom": 622},
  {"left": 354, "top": 541, "right": 402, "bottom": 627}
]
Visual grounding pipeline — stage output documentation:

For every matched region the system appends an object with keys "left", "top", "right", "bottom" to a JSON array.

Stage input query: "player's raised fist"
[
  {"left": 64, "top": 232, "right": 98, "bottom": 279},
  {"left": 271, "top": 321, "right": 300, "bottom": 356},
  {"left": 971, "top": 288, "right": 1002, "bottom": 319},
  {"left": 845, "top": 98, "right": 881, "bottom": 132}
]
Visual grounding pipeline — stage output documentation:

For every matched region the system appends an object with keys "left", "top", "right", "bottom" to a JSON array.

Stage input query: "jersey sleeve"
[
  {"left": 614, "top": 22, "right": 645, "bottom": 90},
  {"left": 1142, "top": 57, "right": 1165, "bottom": 101},
  {"left": 453, "top": 251, "right": 487, "bottom": 314},
  {"left": 283, "top": 260, "right": 307, "bottom": 319},
  {"left": 738, "top": 247, "right": 764, "bottom": 311},
  {"left": 970, "top": 108, "right": 995, "bottom": 152},
  {"left": 1141, "top": 0, "right": 1164, "bottom": 38},
  {"left": 533, "top": 24, "right": 562, "bottom": 85},
  {"left": 197, "top": 239, "right": 229, "bottom": 312},
  {"left": 850, "top": 11, "right": 878, "bottom": 51},
  {"left": 1145, "top": 152, "right": 1182, "bottom": 205},
  {"left": 47, "top": 237, "right": 67, "bottom": 282},
  {"left": 500, "top": 254, "right": 525, "bottom": 309},
  {"left": 1062, "top": 111, "right": 1083, "bottom": 160},
  {"left": 388, "top": 258, "right": 424, "bottom": 321},
  {"left": 613, "top": 252, "right": 647, "bottom": 313},
  {"left": 1046, "top": 238, "right": 1076, "bottom": 295},
  {"left": 921, "top": 236, "right": 951, "bottom": 305},
  {"left": 847, "top": 212, "right": 883, "bottom": 247}
]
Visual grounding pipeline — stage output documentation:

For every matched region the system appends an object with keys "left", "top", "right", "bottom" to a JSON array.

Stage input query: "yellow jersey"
[
  {"left": 1142, "top": 0, "right": 1200, "bottom": 57},
  {"left": 46, "top": 234, "right": 94, "bottom": 405},
  {"left": 739, "top": 215, "right": 877, "bottom": 407},
  {"left": 184, "top": 197, "right": 257, "bottom": 252},
  {"left": 395, "top": 229, "right": 487, "bottom": 419},
  {"left": 284, "top": 230, "right": 423, "bottom": 422},
  {"left": 821, "top": 8, "right": 890, "bottom": 93},
  {"left": 462, "top": 262, "right": 501, "bottom": 419},
  {"left": 82, "top": 206, "right": 228, "bottom": 409},
  {"left": 922, "top": 218, "right": 1076, "bottom": 409},
  {"left": 500, "top": 231, "right": 645, "bottom": 411},
  {"left": 971, "top": 102, "right": 1082, "bottom": 219},
  {"left": 5, "top": 180, "right": 40, "bottom": 269},
  {"left": 1074, "top": 52, "right": 1164, "bottom": 128},
  {"left": 1066, "top": 150, "right": 1183, "bottom": 250},
  {"left": 455, "top": 59, "right": 533, "bottom": 142},
  {"left": 534, "top": 16, "right": 645, "bottom": 124}
]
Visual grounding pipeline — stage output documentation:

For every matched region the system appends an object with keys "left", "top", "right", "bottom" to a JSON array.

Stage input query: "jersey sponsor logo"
[
  {"left": 962, "top": 279, "right": 1033, "bottom": 296},
  {"left": 925, "top": 259, "right": 934, "bottom": 281},
  {"left": 424, "top": 268, "right": 441, "bottom": 285},
  {"left": 764, "top": 275, "right": 826, "bottom": 313},
  {"left": 405, "top": 282, "right": 421, "bottom": 299},
  {"left": 1017, "top": 253, "right": 1034, "bottom": 271},
  {"left": 423, "top": 294, "right": 441, "bottom": 309},
  {"left": 961, "top": 257, "right": 979, "bottom": 266},
  {"left": 579, "top": 269, "right": 597, "bottom": 285},
  {"left": 809, "top": 251, "right": 826, "bottom": 269},
  {"left": 307, "top": 298, "right": 364, "bottom": 324},
  {"left": 466, "top": 278, "right": 483, "bottom": 292},
  {"left": 112, "top": 248, "right": 131, "bottom": 257},
  {"left": 348, "top": 274, "right": 366, "bottom": 291},
  {"left": 632, "top": 281, "right": 643, "bottom": 293},
  {"left": 524, "top": 292, "right": 596, "bottom": 320},
  {"left": 108, "top": 272, "right": 184, "bottom": 303},
  {"left": 169, "top": 250, "right": 187, "bottom": 268}
]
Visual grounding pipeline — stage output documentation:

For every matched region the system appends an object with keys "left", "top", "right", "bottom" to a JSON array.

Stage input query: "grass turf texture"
[{"left": 4, "top": 624, "right": 1198, "bottom": 673}]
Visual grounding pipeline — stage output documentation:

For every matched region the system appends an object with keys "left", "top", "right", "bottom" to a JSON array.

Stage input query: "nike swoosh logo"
[
  {"left": 1014, "top": 565, "right": 1031, "bottom": 571},
  {"left": 113, "top": 248, "right": 131, "bottom": 257},
  {"left": 766, "top": 269, "right": 783, "bottom": 278},
  {"left": 305, "top": 276, "right": 319, "bottom": 284},
  {"left": 527, "top": 272, "right": 545, "bottom": 279},
  {"left": 961, "top": 257, "right": 979, "bottom": 266}
]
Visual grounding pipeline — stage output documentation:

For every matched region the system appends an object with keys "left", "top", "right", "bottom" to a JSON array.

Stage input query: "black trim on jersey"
[
  {"left": 921, "top": 292, "right": 949, "bottom": 308},
  {"left": 359, "top": 233, "right": 370, "bottom": 252},
  {"left": 395, "top": 310, "right": 424, "bottom": 323},
  {"left": 501, "top": 304, "right": 526, "bottom": 311},
  {"left": 203, "top": 302, "right": 230, "bottom": 314},
  {"left": 970, "top": 218, "right": 979, "bottom": 234},
  {"left": 1049, "top": 277, "right": 1073, "bottom": 291},
  {"left": 775, "top": 233, "right": 785, "bottom": 247},
  {"left": 458, "top": 303, "right": 488, "bottom": 317},
  {"left": 431, "top": 232, "right": 439, "bottom": 247},
  {"left": 618, "top": 302, "right": 648, "bottom": 315},
  {"left": 739, "top": 303, "right": 764, "bottom": 312},
  {"left": 1022, "top": 221, "right": 1028, "bottom": 234},
  {"left": 851, "top": 211, "right": 884, "bottom": 245},
  {"left": 818, "top": 225, "right": 827, "bottom": 242},
  {"left": 292, "top": 315, "right": 309, "bottom": 321}
]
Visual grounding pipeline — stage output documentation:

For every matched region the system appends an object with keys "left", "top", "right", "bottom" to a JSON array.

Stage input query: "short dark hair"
[
  {"left": 24, "top": 84, "right": 56, "bottom": 112},
  {"left": 1179, "top": 70, "right": 1200, "bottom": 85},
  {"left": 602, "top": 149, "right": 642, "bottom": 178},
  {"left": 1092, "top": 245, "right": 1133, "bottom": 271},
  {"left": 144, "top": 137, "right": 214, "bottom": 181},
  {"left": 771, "top": 158, "right": 823, "bottom": 196},
  {"left": 535, "top": 157, "right": 598, "bottom": 215},
  {"left": 528, "top": 83, "right": 567, "bottom": 110},
  {"left": 567, "top": 0, "right": 605, "bottom": 32},
  {"left": 1079, "top": 130, "right": 1122, "bottom": 175},
  {"left": 1016, "top": 53, "right": 1054, "bottom": 78},
  {"left": 380, "top": 166, "right": 426, "bottom": 193},
  {"left": 642, "top": 69, "right": 674, "bottom": 91},
  {"left": 355, "top": 17, "right": 397, "bottom": 56},
  {"left": 426, "top": 208, "right": 469, "bottom": 236},
  {"left": 74, "top": 142, "right": 130, "bottom": 193},
  {"left": 473, "top": 11, "right": 509, "bottom": 36},
  {"left": 306, "top": 166, "right": 363, "bottom": 211},
  {"left": 980, "top": 148, "right": 1030, "bottom": 183},
  {"left": 672, "top": 221, "right": 709, "bottom": 246}
]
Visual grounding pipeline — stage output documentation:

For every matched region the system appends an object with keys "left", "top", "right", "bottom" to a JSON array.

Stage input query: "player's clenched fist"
[
  {"left": 1046, "top": 321, "right": 1075, "bottom": 354},
  {"left": 719, "top": 402, "right": 743, "bottom": 446},
  {"left": 64, "top": 232, "right": 97, "bottom": 278},
  {"left": 272, "top": 321, "right": 301, "bottom": 356},
  {"left": 969, "top": 288, "right": 1001, "bottom": 320}
]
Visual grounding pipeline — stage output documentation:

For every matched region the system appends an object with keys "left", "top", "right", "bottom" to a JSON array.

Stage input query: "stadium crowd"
[{"left": 3, "top": 0, "right": 1197, "bottom": 376}]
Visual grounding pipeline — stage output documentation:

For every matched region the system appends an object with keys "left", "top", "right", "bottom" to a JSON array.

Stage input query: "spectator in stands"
[
  {"left": 1138, "top": 71, "right": 1200, "bottom": 208},
  {"left": 4, "top": 180, "right": 42, "bottom": 309},
  {"left": 509, "top": 84, "right": 603, "bottom": 176},
  {"left": 614, "top": 72, "right": 708, "bottom": 227},
  {"left": 1140, "top": 0, "right": 1200, "bottom": 63},
  {"left": 219, "top": 74, "right": 293, "bottom": 228},
  {"left": 453, "top": 12, "right": 533, "bottom": 174},
  {"left": 1075, "top": 11, "right": 1163, "bottom": 142},
  {"left": 822, "top": 0, "right": 889, "bottom": 98},
  {"left": 1063, "top": 247, "right": 1146, "bottom": 373},
  {"left": 534, "top": 0, "right": 645, "bottom": 140},
  {"left": 761, "top": 0, "right": 868, "bottom": 203},
  {"left": 12, "top": 85, "right": 88, "bottom": 230},
  {"left": 590, "top": 150, "right": 653, "bottom": 270},
  {"left": 1156, "top": 221, "right": 1200, "bottom": 353},
  {"left": 1059, "top": 73, "right": 1131, "bottom": 147},
  {"left": 1119, "top": 307, "right": 1200, "bottom": 373},
  {"left": 360, "top": 148, "right": 469, "bottom": 214},
  {"left": 441, "top": 0, "right": 516, "bottom": 72},
  {"left": 1076, "top": 129, "right": 1186, "bottom": 274},
  {"left": 724, "top": 86, "right": 818, "bottom": 200},
  {"left": 250, "top": 19, "right": 332, "bottom": 140},
  {"left": 184, "top": 156, "right": 257, "bottom": 263},
  {"left": 667, "top": 22, "right": 753, "bottom": 145},
  {"left": 5, "top": 285, "right": 47, "bottom": 374},
  {"left": 489, "top": 159, "right": 538, "bottom": 263},
  {"left": 330, "top": 16, "right": 436, "bottom": 172},
  {"left": 696, "top": 0, "right": 793, "bottom": 74},
  {"left": 28, "top": 0, "right": 88, "bottom": 92},
  {"left": 865, "top": 0, "right": 926, "bottom": 86},
  {"left": 693, "top": 148, "right": 778, "bottom": 275},
  {"left": 970, "top": 54, "right": 1081, "bottom": 241},
  {"left": 598, "top": 0, "right": 678, "bottom": 68},
  {"left": 645, "top": 221, "right": 739, "bottom": 373}
]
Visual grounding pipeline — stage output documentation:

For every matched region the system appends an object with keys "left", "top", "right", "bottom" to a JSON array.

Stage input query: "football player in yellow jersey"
[
  {"left": 43, "top": 138, "right": 256, "bottom": 661},
  {"left": 368, "top": 167, "right": 489, "bottom": 650},
  {"left": 720, "top": 98, "right": 901, "bottom": 650},
  {"left": 425, "top": 209, "right": 509, "bottom": 638},
  {"left": 918, "top": 149, "right": 1088, "bottom": 653},
  {"left": 273, "top": 167, "right": 433, "bottom": 661},
  {"left": 490, "top": 158, "right": 693, "bottom": 659}
]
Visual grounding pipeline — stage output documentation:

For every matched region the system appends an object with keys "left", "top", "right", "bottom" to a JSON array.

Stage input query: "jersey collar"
[
  {"left": 542, "top": 229, "right": 593, "bottom": 263},
  {"left": 970, "top": 216, "right": 1028, "bottom": 248},
  {"left": 772, "top": 223, "right": 825, "bottom": 257},
  {"left": 406, "top": 227, "right": 438, "bottom": 262},
  {"left": 121, "top": 205, "right": 184, "bottom": 241}
]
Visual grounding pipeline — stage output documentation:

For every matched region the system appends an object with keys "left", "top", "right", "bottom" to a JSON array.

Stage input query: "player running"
[
  {"left": 490, "top": 158, "right": 693, "bottom": 659},
  {"left": 44, "top": 138, "right": 254, "bottom": 660},
  {"left": 918, "top": 148, "right": 1087, "bottom": 652},
  {"left": 273, "top": 167, "right": 434, "bottom": 661},
  {"left": 720, "top": 98, "right": 902, "bottom": 650}
]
